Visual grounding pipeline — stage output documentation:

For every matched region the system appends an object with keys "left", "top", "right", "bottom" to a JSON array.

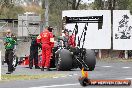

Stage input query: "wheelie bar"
[{"left": 76, "top": 57, "right": 89, "bottom": 70}]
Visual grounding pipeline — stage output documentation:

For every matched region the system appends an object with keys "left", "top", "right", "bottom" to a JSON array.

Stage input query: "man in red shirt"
[
  {"left": 62, "top": 29, "right": 76, "bottom": 48},
  {"left": 49, "top": 27, "right": 54, "bottom": 49},
  {"left": 68, "top": 30, "right": 76, "bottom": 47},
  {"left": 37, "top": 26, "right": 54, "bottom": 71}
]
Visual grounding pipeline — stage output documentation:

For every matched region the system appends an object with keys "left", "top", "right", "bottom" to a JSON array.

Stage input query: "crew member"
[
  {"left": 68, "top": 30, "right": 76, "bottom": 47},
  {"left": 29, "top": 35, "right": 41, "bottom": 69},
  {"left": 62, "top": 29, "right": 69, "bottom": 48},
  {"left": 62, "top": 29, "right": 76, "bottom": 48},
  {"left": 49, "top": 27, "right": 54, "bottom": 49},
  {"left": 37, "top": 26, "right": 54, "bottom": 71},
  {"left": 4, "top": 29, "right": 16, "bottom": 74}
]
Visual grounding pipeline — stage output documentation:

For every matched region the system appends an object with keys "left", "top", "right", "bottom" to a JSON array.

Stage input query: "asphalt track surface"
[{"left": 0, "top": 60, "right": 132, "bottom": 88}]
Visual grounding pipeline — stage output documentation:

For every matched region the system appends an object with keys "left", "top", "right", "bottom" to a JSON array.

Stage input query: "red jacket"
[
  {"left": 37, "top": 29, "right": 54, "bottom": 46},
  {"left": 69, "top": 35, "right": 76, "bottom": 47},
  {"left": 49, "top": 32, "right": 54, "bottom": 48}
]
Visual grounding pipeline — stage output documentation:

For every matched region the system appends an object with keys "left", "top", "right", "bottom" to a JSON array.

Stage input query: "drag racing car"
[{"left": 50, "top": 16, "right": 103, "bottom": 71}]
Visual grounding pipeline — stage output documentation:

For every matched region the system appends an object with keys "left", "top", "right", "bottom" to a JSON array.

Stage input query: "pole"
[
  {"left": 125, "top": 50, "right": 128, "bottom": 59},
  {"left": 99, "top": 50, "right": 102, "bottom": 59},
  {"left": 13, "top": 20, "right": 14, "bottom": 30},
  {"left": 45, "top": 0, "right": 49, "bottom": 27},
  {"left": 0, "top": 51, "right": 1, "bottom": 80},
  {"left": 103, "top": 0, "right": 106, "bottom": 9}
]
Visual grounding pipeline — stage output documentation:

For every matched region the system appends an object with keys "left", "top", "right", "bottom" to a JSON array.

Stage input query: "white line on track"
[
  {"left": 61, "top": 75, "right": 67, "bottom": 78},
  {"left": 53, "top": 74, "right": 78, "bottom": 79},
  {"left": 73, "top": 74, "right": 78, "bottom": 76},
  {"left": 125, "top": 78, "right": 132, "bottom": 80},
  {"left": 122, "top": 67, "right": 131, "bottom": 69},
  {"left": 68, "top": 75, "right": 73, "bottom": 77},
  {"left": 53, "top": 77, "right": 59, "bottom": 79},
  {"left": 30, "top": 83, "right": 80, "bottom": 88},
  {"left": 101, "top": 66, "right": 112, "bottom": 68}
]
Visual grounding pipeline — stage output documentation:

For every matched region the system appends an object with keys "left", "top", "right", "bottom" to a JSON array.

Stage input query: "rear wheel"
[
  {"left": 85, "top": 49, "right": 96, "bottom": 71},
  {"left": 55, "top": 49, "right": 73, "bottom": 71}
]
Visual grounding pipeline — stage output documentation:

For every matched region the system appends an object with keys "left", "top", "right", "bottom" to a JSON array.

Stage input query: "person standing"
[
  {"left": 62, "top": 29, "right": 76, "bottom": 48},
  {"left": 29, "top": 35, "right": 41, "bottom": 69},
  {"left": 49, "top": 27, "right": 54, "bottom": 49},
  {"left": 4, "top": 29, "right": 16, "bottom": 74},
  {"left": 62, "top": 29, "right": 69, "bottom": 48},
  {"left": 37, "top": 26, "right": 54, "bottom": 71},
  {"left": 68, "top": 30, "right": 76, "bottom": 47}
]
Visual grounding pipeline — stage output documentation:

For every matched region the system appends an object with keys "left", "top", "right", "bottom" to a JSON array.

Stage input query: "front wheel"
[
  {"left": 12, "top": 55, "right": 18, "bottom": 67},
  {"left": 79, "top": 49, "right": 96, "bottom": 71},
  {"left": 85, "top": 49, "right": 96, "bottom": 71}
]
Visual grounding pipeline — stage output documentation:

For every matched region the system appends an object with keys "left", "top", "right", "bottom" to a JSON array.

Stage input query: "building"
[{"left": 18, "top": 12, "right": 41, "bottom": 36}]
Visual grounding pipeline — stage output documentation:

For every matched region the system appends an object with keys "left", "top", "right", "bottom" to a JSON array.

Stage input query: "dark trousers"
[
  {"left": 29, "top": 51, "right": 38, "bottom": 68},
  {"left": 5, "top": 49, "right": 14, "bottom": 72}
]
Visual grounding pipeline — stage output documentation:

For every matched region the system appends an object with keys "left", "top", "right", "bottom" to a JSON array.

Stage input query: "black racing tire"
[
  {"left": 12, "top": 55, "right": 18, "bottom": 67},
  {"left": 55, "top": 49, "right": 73, "bottom": 71},
  {"left": 85, "top": 49, "right": 96, "bottom": 71}
]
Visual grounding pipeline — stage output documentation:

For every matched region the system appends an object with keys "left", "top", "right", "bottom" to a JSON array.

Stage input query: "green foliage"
[
  {"left": 23, "top": 5, "right": 44, "bottom": 19},
  {"left": 0, "top": 0, "right": 24, "bottom": 19},
  {"left": 0, "top": 0, "right": 12, "bottom": 8},
  {"left": 0, "top": 6, "right": 24, "bottom": 19},
  {"left": 47, "top": 0, "right": 83, "bottom": 35},
  {"left": 93, "top": 0, "right": 103, "bottom": 10},
  {"left": 127, "top": 0, "right": 132, "bottom": 14},
  {"left": 93, "top": 0, "right": 130, "bottom": 10},
  {"left": 116, "top": 0, "right": 129, "bottom": 10}
]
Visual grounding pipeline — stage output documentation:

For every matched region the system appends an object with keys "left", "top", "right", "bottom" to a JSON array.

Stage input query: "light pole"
[{"left": 45, "top": 0, "right": 49, "bottom": 27}]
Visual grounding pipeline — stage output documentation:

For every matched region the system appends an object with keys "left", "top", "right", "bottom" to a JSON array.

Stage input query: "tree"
[
  {"left": 0, "top": 0, "right": 24, "bottom": 19},
  {"left": 70, "top": 0, "right": 82, "bottom": 10},
  {"left": 93, "top": 0, "right": 103, "bottom": 10},
  {"left": 23, "top": 4, "right": 44, "bottom": 16},
  {"left": 41, "top": 0, "right": 83, "bottom": 35},
  {"left": 93, "top": 0, "right": 129, "bottom": 10},
  {"left": 128, "top": 0, "right": 132, "bottom": 14},
  {"left": 116, "top": 0, "right": 129, "bottom": 10}
]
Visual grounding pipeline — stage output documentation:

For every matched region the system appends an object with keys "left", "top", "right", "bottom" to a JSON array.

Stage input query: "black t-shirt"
[{"left": 30, "top": 39, "right": 41, "bottom": 53}]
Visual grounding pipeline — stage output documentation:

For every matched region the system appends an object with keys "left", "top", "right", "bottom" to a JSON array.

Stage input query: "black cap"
[
  {"left": 63, "top": 29, "right": 69, "bottom": 33},
  {"left": 68, "top": 30, "right": 72, "bottom": 32},
  {"left": 48, "top": 26, "right": 53, "bottom": 32}
]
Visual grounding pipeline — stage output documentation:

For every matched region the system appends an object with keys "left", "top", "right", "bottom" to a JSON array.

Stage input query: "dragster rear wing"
[
  {"left": 62, "top": 15, "right": 104, "bottom": 48},
  {"left": 63, "top": 15, "right": 103, "bottom": 29}
]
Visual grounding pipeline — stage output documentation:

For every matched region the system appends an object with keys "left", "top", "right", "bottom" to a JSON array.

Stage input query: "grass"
[{"left": 0, "top": 74, "right": 66, "bottom": 82}]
